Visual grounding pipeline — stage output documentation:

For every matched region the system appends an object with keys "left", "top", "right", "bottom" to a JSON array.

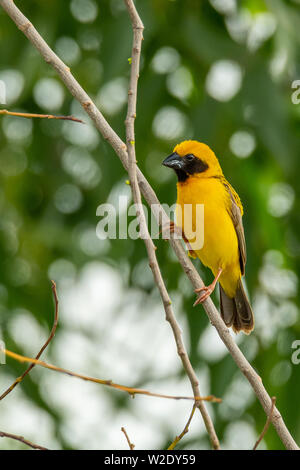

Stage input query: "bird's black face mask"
[{"left": 162, "top": 152, "right": 208, "bottom": 182}]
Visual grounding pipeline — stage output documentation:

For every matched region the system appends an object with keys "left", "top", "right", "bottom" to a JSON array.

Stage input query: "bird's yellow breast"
[{"left": 176, "top": 175, "right": 241, "bottom": 296}]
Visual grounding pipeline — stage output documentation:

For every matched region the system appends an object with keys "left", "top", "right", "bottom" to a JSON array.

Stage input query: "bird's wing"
[{"left": 223, "top": 180, "right": 246, "bottom": 276}]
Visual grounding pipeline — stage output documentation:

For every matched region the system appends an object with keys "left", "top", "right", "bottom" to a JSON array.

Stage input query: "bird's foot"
[
  {"left": 193, "top": 285, "right": 215, "bottom": 306},
  {"left": 161, "top": 221, "right": 197, "bottom": 257},
  {"left": 161, "top": 220, "right": 180, "bottom": 239},
  {"left": 193, "top": 267, "right": 223, "bottom": 306}
]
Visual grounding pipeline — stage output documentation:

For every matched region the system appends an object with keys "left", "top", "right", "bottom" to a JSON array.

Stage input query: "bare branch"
[
  {"left": 123, "top": 0, "right": 220, "bottom": 450},
  {"left": 121, "top": 427, "right": 135, "bottom": 450},
  {"left": 0, "top": 430, "right": 48, "bottom": 450},
  {"left": 168, "top": 404, "right": 196, "bottom": 450},
  {"left": 0, "top": 281, "right": 59, "bottom": 401},
  {"left": 3, "top": 348, "right": 221, "bottom": 403},
  {"left": 0, "top": 109, "right": 84, "bottom": 123},
  {"left": 0, "top": 0, "right": 298, "bottom": 450},
  {"left": 253, "top": 396, "right": 277, "bottom": 450}
]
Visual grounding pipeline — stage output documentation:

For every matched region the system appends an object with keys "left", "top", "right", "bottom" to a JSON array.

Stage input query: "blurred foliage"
[{"left": 0, "top": 0, "right": 300, "bottom": 450}]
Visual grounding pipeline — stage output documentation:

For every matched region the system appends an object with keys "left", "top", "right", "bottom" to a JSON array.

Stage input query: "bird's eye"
[{"left": 185, "top": 154, "right": 195, "bottom": 162}]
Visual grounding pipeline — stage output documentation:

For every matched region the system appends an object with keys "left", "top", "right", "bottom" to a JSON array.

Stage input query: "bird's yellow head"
[{"left": 162, "top": 140, "right": 223, "bottom": 182}]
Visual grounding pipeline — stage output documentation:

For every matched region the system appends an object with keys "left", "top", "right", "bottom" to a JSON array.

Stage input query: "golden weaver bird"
[{"left": 162, "top": 140, "right": 254, "bottom": 334}]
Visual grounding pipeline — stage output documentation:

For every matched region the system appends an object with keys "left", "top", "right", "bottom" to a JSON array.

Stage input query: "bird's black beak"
[{"left": 162, "top": 152, "right": 184, "bottom": 170}]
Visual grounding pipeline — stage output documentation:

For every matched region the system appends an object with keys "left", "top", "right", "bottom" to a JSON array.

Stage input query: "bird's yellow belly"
[
  {"left": 177, "top": 200, "right": 238, "bottom": 268},
  {"left": 200, "top": 204, "right": 238, "bottom": 267},
  {"left": 176, "top": 177, "right": 241, "bottom": 297}
]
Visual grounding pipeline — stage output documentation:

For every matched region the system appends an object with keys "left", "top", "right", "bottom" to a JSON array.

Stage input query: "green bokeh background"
[{"left": 0, "top": 0, "right": 300, "bottom": 450}]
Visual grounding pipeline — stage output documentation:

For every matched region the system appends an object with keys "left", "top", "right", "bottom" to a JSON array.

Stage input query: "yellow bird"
[{"left": 162, "top": 140, "right": 254, "bottom": 334}]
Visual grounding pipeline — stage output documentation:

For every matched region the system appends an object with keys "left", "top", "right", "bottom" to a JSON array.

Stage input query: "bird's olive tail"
[{"left": 219, "top": 281, "right": 254, "bottom": 334}]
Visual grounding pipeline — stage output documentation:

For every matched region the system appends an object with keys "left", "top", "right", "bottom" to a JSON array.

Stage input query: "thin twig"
[
  {"left": 168, "top": 404, "right": 197, "bottom": 450},
  {"left": 0, "top": 430, "right": 48, "bottom": 450},
  {"left": 121, "top": 427, "right": 135, "bottom": 450},
  {"left": 0, "top": 0, "right": 298, "bottom": 450},
  {"left": 123, "top": 0, "right": 220, "bottom": 450},
  {"left": 0, "top": 280, "right": 59, "bottom": 401},
  {"left": 253, "top": 396, "right": 277, "bottom": 450},
  {"left": 0, "top": 109, "right": 84, "bottom": 123},
  {"left": 3, "top": 349, "right": 221, "bottom": 403}
]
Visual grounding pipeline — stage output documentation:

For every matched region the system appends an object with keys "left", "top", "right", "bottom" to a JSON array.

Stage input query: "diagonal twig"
[
  {"left": 0, "top": 109, "right": 84, "bottom": 123},
  {"left": 253, "top": 396, "right": 277, "bottom": 450},
  {"left": 0, "top": 430, "right": 48, "bottom": 450},
  {"left": 0, "top": 280, "right": 59, "bottom": 401},
  {"left": 123, "top": 0, "right": 220, "bottom": 450},
  {"left": 168, "top": 404, "right": 197, "bottom": 450},
  {"left": 3, "top": 348, "right": 221, "bottom": 403},
  {"left": 121, "top": 427, "right": 135, "bottom": 450},
  {"left": 0, "top": 0, "right": 298, "bottom": 450}
]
